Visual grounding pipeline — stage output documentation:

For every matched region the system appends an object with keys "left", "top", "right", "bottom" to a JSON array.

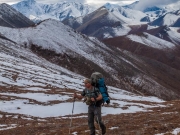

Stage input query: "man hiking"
[{"left": 74, "top": 78, "right": 106, "bottom": 135}]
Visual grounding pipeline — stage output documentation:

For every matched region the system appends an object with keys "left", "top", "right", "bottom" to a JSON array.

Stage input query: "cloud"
[
  {"left": 0, "top": 0, "right": 87, "bottom": 4},
  {"left": 0, "top": 0, "right": 19, "bottom": 4},
  {"left": 31, "top": 0, "right": 86, "bottom": 4},
  {"left": 0, "top": 0, "right": 136, "bottom": 5},
  {"left": 134, "top": 0, "right": 180, "bottom": 11}
]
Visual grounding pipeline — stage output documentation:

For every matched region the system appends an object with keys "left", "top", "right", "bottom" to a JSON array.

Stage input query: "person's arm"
[
  {"left": 91, "top": 94, "right": 102, "bottom": 102},
  {"left": 74, "top": 93, "right": 83, "bottom": 100}
]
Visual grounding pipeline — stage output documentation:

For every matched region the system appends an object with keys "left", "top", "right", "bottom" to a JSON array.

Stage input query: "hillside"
[
  {"left": 1, "top": 2, "right": 180, "bottom": 134},
  {"left": 1, "top": 85, "right": 180, "bottom": 134},
  {"left": 1, "top": 19, "right": 180, "bottom": 100},
  {"left": 2, "top": 29, "right": 180, "bottom": 134}
]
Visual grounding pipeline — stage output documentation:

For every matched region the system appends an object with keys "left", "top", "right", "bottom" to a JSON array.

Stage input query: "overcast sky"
[
  {"left": 0, "top": 0, "right": 136, "bottom": 5},
  {"left": 0, "top": 0, "right": 179, "bottom": 10}
]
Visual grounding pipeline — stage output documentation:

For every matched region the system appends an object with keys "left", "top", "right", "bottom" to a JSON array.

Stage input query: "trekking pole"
[{"left": 69, "top": 98, "right": 75, "bottom": 135}]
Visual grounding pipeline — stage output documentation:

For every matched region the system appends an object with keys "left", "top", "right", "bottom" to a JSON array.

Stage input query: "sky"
[
  {"left": 0, "top": 0, "right": 136, "bottom": 5},
  {"left": 134, "top": 0, "right": 180, "bottom": 10}
]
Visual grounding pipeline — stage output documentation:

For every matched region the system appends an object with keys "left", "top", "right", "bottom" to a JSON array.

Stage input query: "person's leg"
[
  {"left": 95, "top": 106, "right": 106, "bottom": 134},
  {"left": 88, "top": 106, "right": 95, "bottom": 135}
]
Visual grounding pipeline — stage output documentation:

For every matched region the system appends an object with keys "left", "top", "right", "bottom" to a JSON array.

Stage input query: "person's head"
[{"left": 84, "top": 78, "right": 92, "bottom": 88}]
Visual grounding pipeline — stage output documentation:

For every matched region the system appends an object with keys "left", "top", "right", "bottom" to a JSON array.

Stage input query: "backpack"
[{"left": 90, "top": 72, "right": 110, "bottom": 104}]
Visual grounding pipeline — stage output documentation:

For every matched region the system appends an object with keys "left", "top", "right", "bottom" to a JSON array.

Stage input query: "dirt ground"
[{"left": 0, "top": 100, "right": 180, "bottom": 135}]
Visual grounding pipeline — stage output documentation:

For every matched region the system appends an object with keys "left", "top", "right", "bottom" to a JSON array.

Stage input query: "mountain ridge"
[
  {"left": 1, "top": 4, "right": 180, "bottom": 134},
  {"left": 0, "top": 3, "right": 34, "bottom": 28},
  {"left": 12, "top": 0, "right": 96, "bottom": 22},
  {"left": 1, "top": 18, "right": 180, "bottom": 100}
]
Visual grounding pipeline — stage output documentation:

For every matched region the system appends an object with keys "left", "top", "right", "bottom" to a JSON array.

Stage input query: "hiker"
[{"left": 74, "top": 78, "right": 106, "bottom": 135}]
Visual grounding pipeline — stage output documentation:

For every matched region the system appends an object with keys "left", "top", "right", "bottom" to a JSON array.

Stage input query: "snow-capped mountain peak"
[
  {"left": 102, "top": 3, "right": 147, "bottom": 22},
  {"left": 103, "top": 2, "right": 121, "bottom": 9},
  {"left": 12, "top": 0, "right": 96, "bottom": 22}
]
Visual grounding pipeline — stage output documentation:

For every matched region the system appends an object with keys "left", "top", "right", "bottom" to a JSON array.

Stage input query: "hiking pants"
[{"left": 88, "top": 105, "right": 106, "bottom": 135}]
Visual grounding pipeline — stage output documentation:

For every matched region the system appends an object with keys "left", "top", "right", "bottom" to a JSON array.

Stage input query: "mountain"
[
  {"left": 103, "top": 3, "right": 147, "bottom": 21},
  {"left": 1, "top": 18, "right": 180, "bottom": 135},
  {"left": 1, "top": 2, "right": 180, "bottom": 134},
  {"left": 125, "top": 0, "right": 180, "bottom": 12},
  {"left": 125, "top": 1, "right": 180, "bottom": 25},
  {"left": 63, "top": 6, "right": 130, "bottom": 40},
  {"left": 0, "top": 3, "right": 34, "bottom": 28},
  {"left": 123, "top": 1, "right": 139, "bottom": 9},
  {"left": 146, "top": 25, "right": 180, "bottom": 45},
  {"left": 62, "top": 3, "right": 148, "bottom": 40},
  {"left": 0, "top": 19, "right": 141, "bottom": 89},
  {"left": 127, "top": 24, "right": 180, "bottom": 45},
  {"left": 12, "top": 0, "right": 95, "bottom": 22},
  {"left": 1, "top": 18, "right": 180, "bottom": 100},
  {"left": 149, "top": 11, "right": 180, "bottom": 27},
  {"left": 103, "top": 28, "right": 180, "bottom": 98}
]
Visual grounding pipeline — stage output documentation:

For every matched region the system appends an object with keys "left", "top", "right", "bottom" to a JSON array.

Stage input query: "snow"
[
  {"left": 172, "top": 128, "right": 180, "bottom": 134},
  {"left": 0, "top": 42, "right": 166, "bottom": 119},
  {"left": 12, "top": 1, "right": 96, "bottom": 21},
  {"left": 162, "top": 13, "right": 179, "bottom": 26},
  {"left": 155, "top": 128, "right": 180, "bottom": 135},
  {"left": 109, "top": 127, "right": 119, "bottom": 130},
  {"left": 0, "top": 26, "right": 166, "bottom": 119},
  {"left": 147, "top": 25, "right": 158, "bottom": 30},
  {"left": 0, "top": 39, "right": 85, "bottom": 90},
  {"left": 0, "top": 85, "right": 165, "bottom": 118},
  {"left": 104, "top": 3, "right": 147, "bottom": 22},
  {"left": 0, "top": 45, "right": 165, "bottom": 119},
  {"left": 0, "top": 19, "right": 116, "bottom": 74},
  {"left": 0, "top": 92, "right": 71, "bottom": 102},
  {"left": 127, "top": 32, "right": 176, "bottom": 50},
  {"left": 0, "top": 124, "right": 17, "bottom": 131},
  {"left": 162, "top": 1, "right": 180, "bottom": 12},
  {"left": 0, "top": 2, "right": 180, "bottom": 134},
  {"left": 167, "top": 27, "right": 180, "bottom": 45},
  {"left": 0, "top": 95, "right": 163, "bottom": 118},
  {"left": 102, "top": 26, "right": 131, "bottom": 38}
]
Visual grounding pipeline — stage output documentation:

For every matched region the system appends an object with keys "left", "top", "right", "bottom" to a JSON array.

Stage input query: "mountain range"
[
  {"left": 12, "top": 0, "right": 180, "bottom": 28},
  {"left": 12, "top": 0, "right": 95, "bottom": 23},
  {"left": 0, "top": 0, "right": 179, "bottom": 100},
  {"left": 1, "top": 1, "right": 180, "bottom": 134}
]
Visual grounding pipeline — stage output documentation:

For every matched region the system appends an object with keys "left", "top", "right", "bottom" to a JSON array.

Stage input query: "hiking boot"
[{"left": 102, "top": 126, "right": 106, "bottom": 135}]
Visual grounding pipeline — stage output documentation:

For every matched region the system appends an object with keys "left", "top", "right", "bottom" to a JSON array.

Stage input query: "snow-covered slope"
[
  {"left": 127, "top": 32, "right": 176, "bottom": 50},
  {"left": 125, "top": 1, "right": 180, "bottom": 25},
  {"left": 0, "top": 36, "right": 84, "bottom": 90},
  {"left": 63, "top": 6, "right": 132, "bottom": 39},
  {"left": 0, "top": 35, "right": 165, "bottom": 117},
  {"left": 104, "top": 3, "right": 147, "bottom": 23},
  {"left": 126, "top": 0, "right": 180, "bottom": 12},
  {"left": 12, "top": 0, "right": 96, "bottom": 22},
  {"left": 149, "top": 12, "right": 180, "bottom": 27},
  {"left": 62, "top": 3, "right": 151, "bottom": 40},
  {"left": 0, "top": 18, "right": 179, "bottom": 101},
  {"left": 0, "top": 19, "right": 114, "bottom": 73},
  {"left": 167, "top": 27, "right": 180, "bottom": 44}
]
